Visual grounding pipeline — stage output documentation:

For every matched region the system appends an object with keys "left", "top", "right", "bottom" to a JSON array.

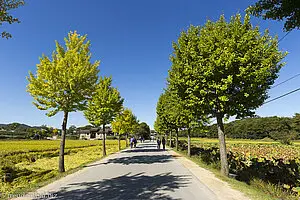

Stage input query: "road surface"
[{"left": 30, "top": 142, "right": 224, "bottom": 200}]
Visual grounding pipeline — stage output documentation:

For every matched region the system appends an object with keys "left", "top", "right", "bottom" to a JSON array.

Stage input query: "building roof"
[{"left": 78, "top": 127, "right": 112, "bottom": 134}]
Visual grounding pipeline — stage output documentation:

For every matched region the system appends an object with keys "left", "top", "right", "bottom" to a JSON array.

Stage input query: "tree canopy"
[
  {"left": 84, "top": 76, "right": 123, "bottom": 127},
  {"left": 0, "top": 0, "right": 25, "bottom": 38},
  {"left": 169, "top": 14, "right": 286, "bottom": 120},
  {"left": 137, "top": 122, "right": 151, "bottom": 139},
  {"left": 112, "top": 108, "right": 138, "bottom": 136},
  {"left": 112, "top": 108, "right": 138, "bottom": 147},
  {"left": 247, "top": 0, "right": 300, "bottom": 31},
  {"left": 27, "top": 31, "right": 99, "bottom": 117}
]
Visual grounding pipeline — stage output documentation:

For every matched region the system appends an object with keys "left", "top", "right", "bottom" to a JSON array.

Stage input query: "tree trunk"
[
  {"left": 59, "top": 111, "right": 68, "bottom": 173},
  {"left": 125, "top": 134, "right": 128, "bottom": 147},
  {"left": 216, "top": 113, "right": 229, "bottom": 176},
  {"left": 176, "top": 128, "right": 179, "bottom": 151},
  {"left": 187, "top": 128, "right": 191, "bottom": 157},
  {"left": 169, "top": 131, "right": 172, "bottom": 147},
  {"left": 102, "top": 124, "right": 106, "bottom": 156},
  {"left": 118, "top": 134, "right": 121, "bottom": 151}
]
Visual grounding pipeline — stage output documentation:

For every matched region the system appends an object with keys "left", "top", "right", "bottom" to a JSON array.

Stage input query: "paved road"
[{"left": 34, "top": 141, "right": 218, "bottom": 200}]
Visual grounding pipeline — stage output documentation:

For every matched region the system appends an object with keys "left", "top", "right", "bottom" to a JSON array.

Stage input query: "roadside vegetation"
[{"left": 171, "top": 138, "right": 300, "bottom": 199}]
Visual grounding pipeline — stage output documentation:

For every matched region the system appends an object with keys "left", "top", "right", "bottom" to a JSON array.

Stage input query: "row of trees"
[
  {"left": 208, "top": 115, "right": 300, "bottom": 143},
  {"left": 155, "top": 13, "right": 286, "bottom": 176},
  {"left": 179, "top": 114, "right": 300, "bottom": 143},
  {"left": 27, "top": 32, "right": 139, "bottom": 173}
]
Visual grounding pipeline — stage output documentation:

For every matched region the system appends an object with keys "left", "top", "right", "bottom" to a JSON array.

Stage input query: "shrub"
[{"left": 106, "top": 136, "right": 118, "bottom": 140}]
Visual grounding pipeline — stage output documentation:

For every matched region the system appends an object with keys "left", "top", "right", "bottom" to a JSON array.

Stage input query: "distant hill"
[
  {"left": 0, "top": 123, "right": 62, "bottom": 139},
  {"left": 0, "top": 123, "right": 41, "bottom": 131}
]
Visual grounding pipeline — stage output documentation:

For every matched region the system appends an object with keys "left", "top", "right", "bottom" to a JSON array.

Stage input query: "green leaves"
[
  {"left": 137, "top": 122, "right": 151, "bottom": 139},
  {"left": 155, "top": 88, "right": 207, "bottom": 135},
  {"left": 168, "top": 14, "right": 286, "bottom": 118},
  {"left": 247, "top": 0, "right": 300, "bottom": 31},
  {"left": 84, "top": 76, "right": 124, "bottom": 127},
  {"left": 27, "top": 31, "right": 100, "bottom": 116},
  {"left": 112, "top": 108, "right": 138, "bottom": 135},
  {"left": 0, "top": 0, "right": 25, "bottom": 39}
]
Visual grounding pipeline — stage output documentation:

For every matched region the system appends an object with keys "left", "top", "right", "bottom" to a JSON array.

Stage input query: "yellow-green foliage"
[
  {"left": 0, "top": 140, "right": 125, "bottom": 196},
  {"left": 26, "top": 31, "right": 100, "bottom": 117},
  {"left": 112, "top": 108, "right": 139, "bottom": 136},
  {"left": 84, "top": 76, "right": 124, "bottom": 126}
]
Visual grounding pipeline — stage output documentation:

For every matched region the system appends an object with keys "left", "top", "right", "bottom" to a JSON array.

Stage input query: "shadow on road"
[
  {"left": 38, "top": 172, "right": 189, "bottom": 200},
  {"left": 102, "top": 155, "right": 172, "bottom": 165},
  {"left": 136, "top": 143, "right": 158, "bottom": 147},
  {"left": 122, "top": 148, "right": 164, "bottom": 153}
]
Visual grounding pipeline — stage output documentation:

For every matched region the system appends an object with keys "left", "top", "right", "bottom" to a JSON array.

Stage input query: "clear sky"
[{"left": 0, "top": 0, "right": 299, "bottom": 129}]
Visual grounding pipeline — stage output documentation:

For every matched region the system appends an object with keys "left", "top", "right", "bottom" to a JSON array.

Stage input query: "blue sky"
[{"left": 0, "top": 0, "right": 299, "bottom": 129}]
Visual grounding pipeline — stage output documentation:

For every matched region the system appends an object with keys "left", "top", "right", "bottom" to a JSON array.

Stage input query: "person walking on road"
[
  {"left": 130, "top": 137, "right": 134, "bottom": 148},
  {"left": 133, "top": 137, "right": 137, "bottom": 148},
  {"left": 157, "top": 138, "right": 161, "bottom": 149},
  {"left": 162, "top": 137, "right": 166, "bottom": 150}
]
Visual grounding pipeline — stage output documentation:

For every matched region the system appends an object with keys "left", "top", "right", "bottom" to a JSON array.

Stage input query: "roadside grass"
[
  {"left": 0, "top": 140, "right": 126, "bottom": 199},
  {"left": 171, "top": 142, "right": 299, "bottom": 200}
]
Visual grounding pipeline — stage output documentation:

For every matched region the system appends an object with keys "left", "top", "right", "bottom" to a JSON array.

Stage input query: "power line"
[
  {"left": 264, "top": 87, "right": 300, "bottom": 105},
  {"left": 271, "top": 73, "right": 300, "bottom": 89},
  {"left": 268, "top": 31, "right": 297, "bottom": 89},
  {"left": 278, "top": 31, "right": 292, "bottom": 43}
]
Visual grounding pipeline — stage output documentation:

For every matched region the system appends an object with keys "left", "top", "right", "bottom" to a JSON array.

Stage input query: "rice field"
[{"left": 0, "top": 139, "right": 126, "bottom": 197}]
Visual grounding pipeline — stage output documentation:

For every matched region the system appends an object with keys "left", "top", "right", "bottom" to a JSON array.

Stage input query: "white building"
[{"left": 78, "top": 127, "right": 112, "bottom": 140}]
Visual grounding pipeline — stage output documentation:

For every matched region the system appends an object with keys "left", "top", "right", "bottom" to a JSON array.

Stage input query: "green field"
[{"left": 0, "top": 140, "right": 126, "bottom": 197}]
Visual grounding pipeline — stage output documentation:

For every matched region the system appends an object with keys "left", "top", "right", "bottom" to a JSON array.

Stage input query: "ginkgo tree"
[
  {"left": 84, "top": 76, "right": 124, "bottom": 156},
  {"left": 156, "top": 88, "right": 205, "bottom": 155},
  {"left": 155, "top": 92, "right": 173, "bottom": 142},
  {"left": 153, "top": 113, "right": 167, "bottom": 136},
  {"left": 27, "top": 31, "right": 99, "bottom": 172},
  {"left": 112, "top": 108, "right": 139, "bottom": 147},
  {"left": 168, "top": 14, "right": 286, "bottom": 176},
  {"left": 111, "top": 114, "right": 123, "bottom": 151},
  {"left": 155, "top": 91, "right": 179, "bottom": 149}
]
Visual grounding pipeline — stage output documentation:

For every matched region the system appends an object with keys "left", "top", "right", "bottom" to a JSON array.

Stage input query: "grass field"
[{"left": 0, "top": 140, "right": 126, "bottom": 197}]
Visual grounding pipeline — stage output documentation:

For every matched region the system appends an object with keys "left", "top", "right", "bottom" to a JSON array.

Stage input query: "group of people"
[
  {"left": 156, "top": 137, "right": 166, "bottom": 150},
  {"left": 130, "top": 135, "right": 167, "bottom": 151},
  {"left": 130, "top": 136, "right": 146, "bottom": 148},
  {"left": 139, "top": 136, "right": 145, "bottom": 143},
  {"left": 130, "top": 136, "right": 137, "bottom": 148}
]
